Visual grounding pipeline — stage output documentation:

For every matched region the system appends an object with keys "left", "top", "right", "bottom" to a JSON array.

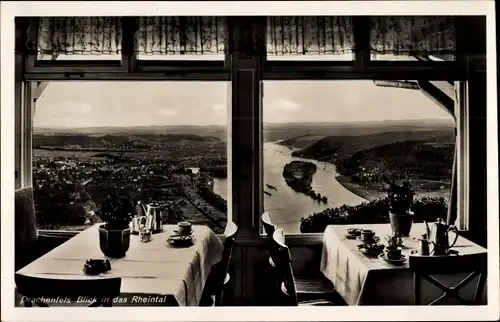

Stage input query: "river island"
[{"left": 282, "top": 161, "right": 328, "bottom": 203}]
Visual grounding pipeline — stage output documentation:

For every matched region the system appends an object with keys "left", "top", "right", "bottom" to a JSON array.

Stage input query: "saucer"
[
  {"left": 345, "top": 233, "right": 358, "bottom": 240},
  {"left": 378, "top": 253, "right": 407, "bottom": 264},
  {"left": 167, "top": 235, "right": 195, "bottom": 247},
  {"left": 346, "top": 228, "right": 362, "bottom": 236},
  {"left": 358, "top": 244, "right": 384, "bottom": 256},
  {"left": 356, "top": 236, "right": 380, "bottom": 244}
]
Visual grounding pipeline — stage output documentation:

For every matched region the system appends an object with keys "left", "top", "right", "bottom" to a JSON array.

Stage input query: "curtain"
[
  {"left": 447, "top": 85, "right": 459, "bottom": 227},
  {"left": 447, "top": 145, "right": 458, "bottom": 226},
  {"left": 23, "top": 16, "right": 457, "bottom": 57},
  {"left": 265, "top": 16, "right": 456, "bottom": 56},
  {"left": 370, "top": 16, "right": 456, "bottom": 56},
  {"left": 25, "top": 17, "right": 122, "bottom": 55},
  {"left": 23, "top": 16, "right": 228, "bottom": 55},
  {"left": 134, "top": 17, "right": 228, "bottom": 55},
  {"left": 266, "top": 16, "right": 354, "bottom": 55}
]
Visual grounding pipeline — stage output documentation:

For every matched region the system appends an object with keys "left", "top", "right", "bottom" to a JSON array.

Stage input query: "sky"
[
  {"left": 34, "top": 53, "right": 454, "bottom": 128},
  {"left": 34, "top": 79, "right": 453, "bottom": 128}
]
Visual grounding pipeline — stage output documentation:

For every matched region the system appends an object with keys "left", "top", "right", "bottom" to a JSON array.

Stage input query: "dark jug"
[{"left": 428, "top": 218, "right": 459, "bottom": 255}]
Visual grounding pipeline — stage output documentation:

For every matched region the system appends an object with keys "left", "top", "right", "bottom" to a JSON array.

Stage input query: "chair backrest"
[
  {"left": 262, "top": 212, "right": 279, "bottom": 266},
  {"left": 15, "top": 273, "right": 121, "bottom": 307},
  {"left": 272, "top": 229, "right": 298, "bottom": 306},
  {"left": 15, "top": 187, "right": 38, "bottom": 270},
  {"left": 211, "top": 221, "right": 238, "bottom": 305},
  {"left": 262, "top": 212, "right": 275, "bottom": 237},
  {"left": 409, "top": 252, "right": 487, "bottom": 305}
]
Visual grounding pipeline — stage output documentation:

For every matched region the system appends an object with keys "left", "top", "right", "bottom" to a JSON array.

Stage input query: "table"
[
  {"left": 320, "top": 223, "right": 488, "bottom": 306},
  {"left": 17, "top": 224, "right": 224, "bottom": 306}
]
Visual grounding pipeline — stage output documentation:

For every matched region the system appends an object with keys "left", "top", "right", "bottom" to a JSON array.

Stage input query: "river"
[{"left": 210, "top": 142, "right": 367, "bottom": 233}]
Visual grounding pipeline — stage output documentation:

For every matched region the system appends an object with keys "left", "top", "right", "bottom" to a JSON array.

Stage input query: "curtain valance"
[
  {"left": 23, "top": 16, "right": 229, "bottom": 55},
  {"left": 134, "top": 17, "right": 228, "bottom": 55},
  {"left": 25, "top": 17, "right": 122, "bottom": 55},
  {"left": 266, "top": 16, "right": 457, "bottom": 56},
  {"left": 370, "top": 17, "right": 456, "bottom": 56},
  {"left": 266, "top": 17, "right": 354, "bottom": 55},
  {"left": 22, "top": 16, "right": 457, "bottom": 57}
]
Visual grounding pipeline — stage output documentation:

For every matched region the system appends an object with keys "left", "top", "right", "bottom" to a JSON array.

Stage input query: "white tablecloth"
[
  {"left": 17, "top": 224, "right": 224, "bottom": 306},
  {"left": 320, "top": 223, "right": 488, "bottom": 305}
]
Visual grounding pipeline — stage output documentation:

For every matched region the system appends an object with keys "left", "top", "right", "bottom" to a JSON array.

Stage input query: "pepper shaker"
[{"left": 419, "top": 233, "right": 430, "bottom": 255}]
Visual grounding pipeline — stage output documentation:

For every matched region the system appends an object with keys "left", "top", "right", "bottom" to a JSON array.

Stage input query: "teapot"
[{"left": 426, "top": 218, "right": 459, "bottom": 255}]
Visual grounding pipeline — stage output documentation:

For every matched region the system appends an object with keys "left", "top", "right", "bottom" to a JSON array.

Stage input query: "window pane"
[
  {"left": 371, "top": 53, "right": 456, "bottom": 61},
  {"left": 33, "top": 81, "right": 229, "bottom": 233},
  {"left": 371, "top": 53, "right": 419, "bottom": 61},
  {"left": 137, "top": 54, "right": 224, "bottom": 61},
  {"left": 266, "top": 53, "right": 354, "bottom": 61},
  {"left": 263, "top": 80, "right": 456, "bottom": 234},
  {"left": 37, "top": 54, "right": 122, "bottom": 60}
]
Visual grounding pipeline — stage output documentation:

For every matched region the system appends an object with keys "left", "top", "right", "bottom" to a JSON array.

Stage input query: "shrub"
[
  {"left": 385, "top": 180, "right": 415, "bottom": 215},
  {"left": 98, "top": 193, "right": 135, "bottom": 230},
  {"left": 300, "top": 196, "right": 448, "bottom": 233}
]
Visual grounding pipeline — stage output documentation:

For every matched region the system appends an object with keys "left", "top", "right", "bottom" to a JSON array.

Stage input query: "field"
[{"left": 33, "top": 130, "right": 229, "bottom": 232}]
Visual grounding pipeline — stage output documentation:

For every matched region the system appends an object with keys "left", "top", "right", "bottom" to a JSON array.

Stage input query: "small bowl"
[
  {"left": 167, "top": 235, "right": 194, "bottom": 247},
  {"left": 347, "top": 228, "right": 362, "bottom": 236}
]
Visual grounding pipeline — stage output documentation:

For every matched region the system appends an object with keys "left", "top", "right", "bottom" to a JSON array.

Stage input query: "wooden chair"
[
  {"left": 265, "top": 214, "right": 344, "bottom": 304},
  {"left": 15, "top": 273, "right": 121, "bottom": 307},
  {"left": 200, "top": 221, "right": 238, "bottom": 306},
  {"left": 262, "top": 212, "right": 277, "bottom": 268},
  {"left": 272, "top": 229, "right": 342, "bottom": 306},
  {"left": 409, "top": 252, "right": 487, "bottom": 305}
]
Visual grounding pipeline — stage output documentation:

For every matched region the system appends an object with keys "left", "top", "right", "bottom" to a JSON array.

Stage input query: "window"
[
  {"left": 33, "top": 81, "right": 229, "bottom": 234},
  {"left": 262, "top": 80, "right": 456, "bottom": 233}
]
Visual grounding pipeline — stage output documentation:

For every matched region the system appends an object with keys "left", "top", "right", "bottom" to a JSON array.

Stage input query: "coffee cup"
[
  {"left": 385, "top": 246, "right": 402, "bottom": 260},
  {"left": 177, "top": 221, "right": 192, "bottom": 235},
  {"left": 361, "top": 229, "right": 375, "bottom": 243}
]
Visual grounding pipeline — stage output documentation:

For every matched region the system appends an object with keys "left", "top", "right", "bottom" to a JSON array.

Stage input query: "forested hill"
[
  {"left": 291, "top": 130, "right": 454, "bottom": 163},
  {"left": 289, "top": 129, "right": 455, "bottom": 188},
  {"left": 338, "top": 138, "right": 455, "bottom": 184}
]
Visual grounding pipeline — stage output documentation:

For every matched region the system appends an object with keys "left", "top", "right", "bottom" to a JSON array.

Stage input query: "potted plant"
[
  {"left": 385, "top": 180, "right": 415, "bottom": 237},
  {"left": 97, "top": 193, "right": 135, "bottom": 258}
]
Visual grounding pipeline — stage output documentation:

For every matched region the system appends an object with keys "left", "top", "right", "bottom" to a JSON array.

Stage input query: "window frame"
[
  {"left": 15, "top": 16, "right": 478, "bottom": 239},
  {"left": 18, "top": 75, "right": 470, "bottom": 238},
  {"left": 22, "top": 78, "right": 233, "bottom": 237}
]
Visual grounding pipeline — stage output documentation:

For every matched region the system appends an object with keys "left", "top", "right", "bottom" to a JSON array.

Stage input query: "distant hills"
[
  {"left": 284, "top": 127, "right": 455, "bottom": 190},
  {"left": 35, "top": 119, "right": 454, "bottom": 144},
  {"left": 34, "top": 125, "right": 228, "bottom": 142},
  {"left": 288, "top": 130, "right": 454, "bottom": 161},
  {"left": 34, "top": 133, "right": 222, "bottom": 149}
]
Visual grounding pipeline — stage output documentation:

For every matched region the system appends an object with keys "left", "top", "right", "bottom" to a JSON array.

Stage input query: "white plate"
[{"left": 378, "top": 253, "right": 407, "bottom": 264}]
